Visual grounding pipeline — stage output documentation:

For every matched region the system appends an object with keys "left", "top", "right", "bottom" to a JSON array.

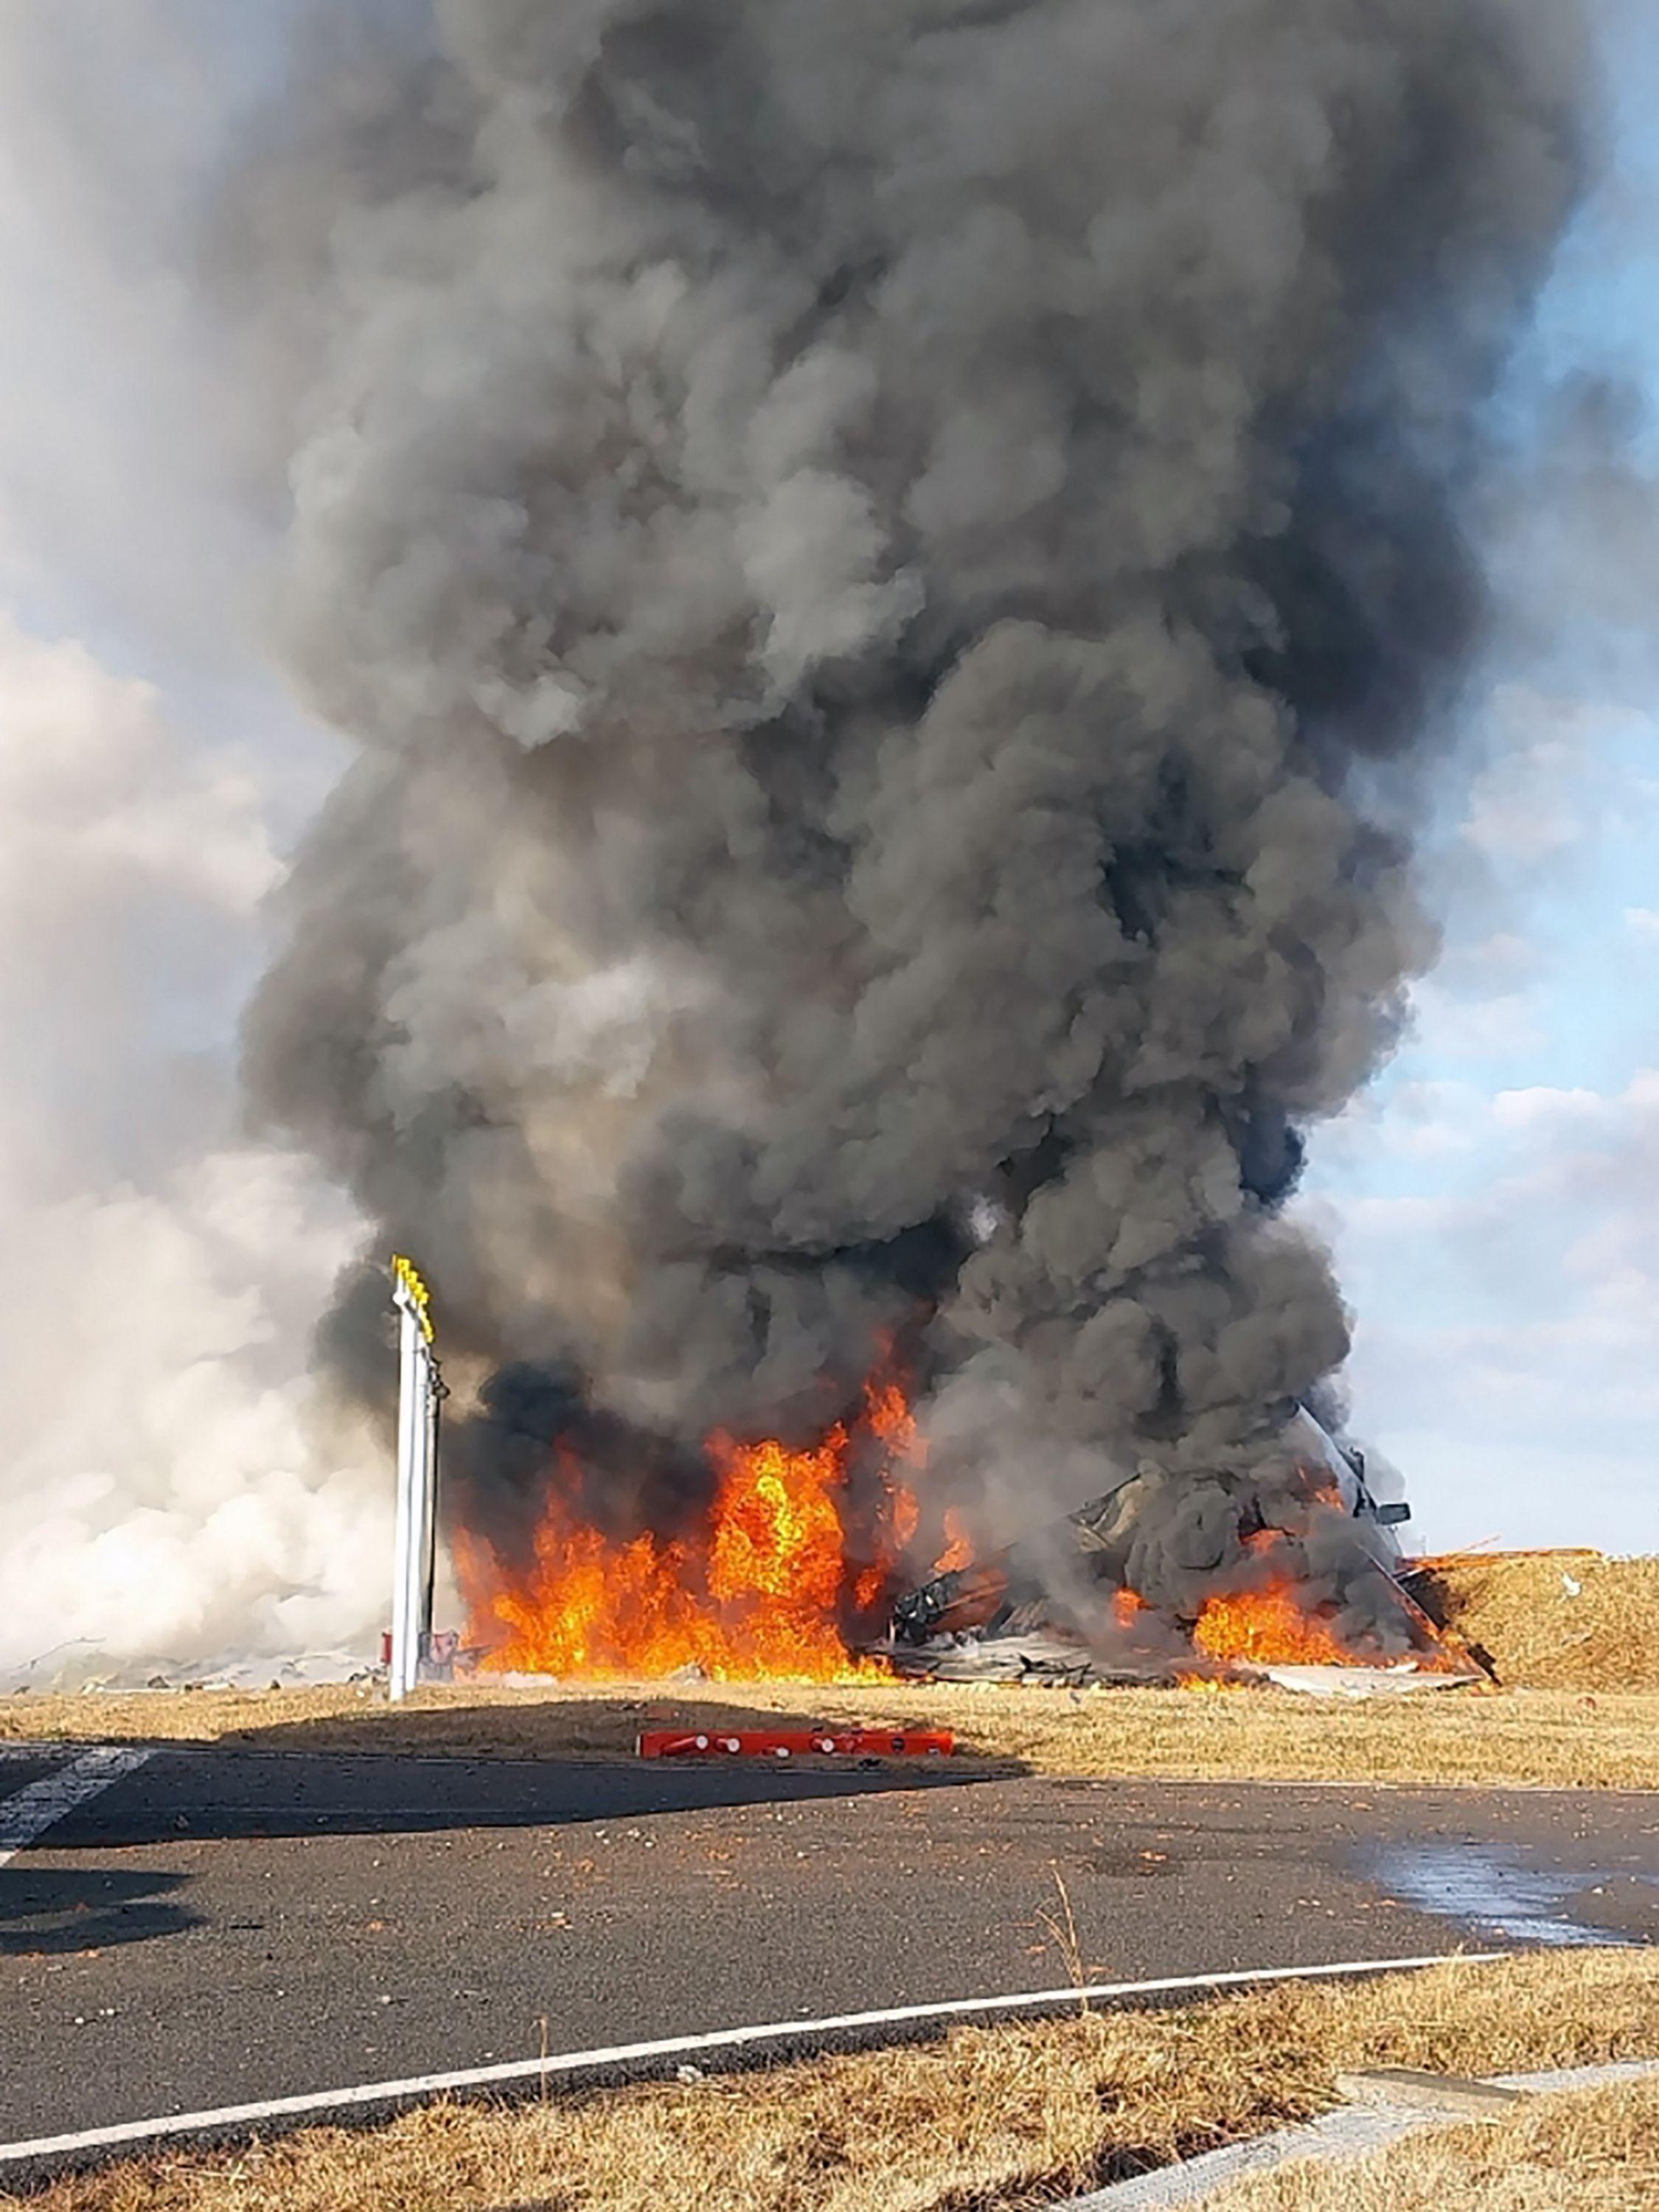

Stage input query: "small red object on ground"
[{"left": 636, "top": 1727, "right": 953, "bottom": 1760}]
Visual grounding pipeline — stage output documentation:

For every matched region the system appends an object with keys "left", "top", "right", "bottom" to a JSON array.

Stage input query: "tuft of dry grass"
[
  {"left": 1427, "top": 1552, "right": 1659, "bottom": 1694},
  {"left": 5, "top": 1676, "right": 1659, "bottom": 1790},
  {"left": 1194, "top": 2073, "right": 1659, "bottom": 2210},
  {"left": 7, "top": 1951, "right": 1656, "bottom": 2212}
]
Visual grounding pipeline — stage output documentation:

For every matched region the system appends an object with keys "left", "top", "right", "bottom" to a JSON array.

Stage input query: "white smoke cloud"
[
  {"left": 0, "top": 3, "right": 394, "bottom": 1679},
  {"left": 0, "top": 616, "right": 381, "bottom": 1679}
]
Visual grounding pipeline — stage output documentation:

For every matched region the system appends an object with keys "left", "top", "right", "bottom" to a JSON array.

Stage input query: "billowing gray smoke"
[{"left": 238, "top": 0, "right": 1591, "bottom": 1624}]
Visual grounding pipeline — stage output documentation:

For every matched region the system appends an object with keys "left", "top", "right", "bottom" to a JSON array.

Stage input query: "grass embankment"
[
  {"left": 6, "top": 1675, "right": 1659, "bottom": 1790},
  {"left": 1199, "top": 2074, "right": 1659, "bottom": 2211},
  {"left": 1426, "top": 1550, "right": 1659, "bottom": 1693},
  {"left": 8, "top": 1951, "right": 1656, "bottom": 2212}
]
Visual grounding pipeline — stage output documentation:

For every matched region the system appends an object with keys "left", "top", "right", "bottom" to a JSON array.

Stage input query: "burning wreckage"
[
  {"left": 439, "top": 1362, "right": 1481, "bottom": 1697},
  {"left": 877, "top": 1408, "right": 1475, "bottom": 1691},
  {"left": 232, "top": 6, "right": 1582, "bottom": 1711}
]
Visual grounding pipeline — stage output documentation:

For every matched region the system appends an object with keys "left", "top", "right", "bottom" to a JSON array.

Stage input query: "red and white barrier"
[{"left": 636, "top": 1727, "right": 953, "bottom": 1759}]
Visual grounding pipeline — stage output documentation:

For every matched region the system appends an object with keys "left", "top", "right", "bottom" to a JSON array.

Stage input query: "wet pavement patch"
[{"left": 1366, "top": 1840, "right": 1659, "bottom": 1947}]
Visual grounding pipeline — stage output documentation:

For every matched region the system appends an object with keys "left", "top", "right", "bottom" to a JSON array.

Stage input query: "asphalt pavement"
[{"left": 2, "top": 1738, "right": 1655, "bottom": 2164}]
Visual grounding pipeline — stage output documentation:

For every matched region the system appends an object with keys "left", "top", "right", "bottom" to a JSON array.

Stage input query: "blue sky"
[{"left": 1300, "top": 2, "right": 1659, "bottom": 1552}]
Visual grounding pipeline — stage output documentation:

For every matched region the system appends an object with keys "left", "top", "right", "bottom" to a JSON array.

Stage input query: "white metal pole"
[
  {"left": 420, "top": 1349, "right": 441, "bottom": 1646},
  {"left": 389, "top": 1288, "right": 423, "bottom": 1702},
  {"left": 404, "top": 1336, "right": 435, "bottom": 1686},
  {"left": 390, "top": 1255, "right": 439, "bottom": 1703}
]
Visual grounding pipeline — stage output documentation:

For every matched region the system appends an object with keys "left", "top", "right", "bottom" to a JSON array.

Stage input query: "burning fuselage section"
[{"left": 883, "top": 1407, "right": 1458, "bottom": 1683}]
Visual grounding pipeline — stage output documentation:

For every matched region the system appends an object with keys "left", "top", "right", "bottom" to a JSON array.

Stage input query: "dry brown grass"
[
  {"left": 1429, "top": 1552, "right": 1659, "bottom": 1693},
  {"left": 7, "top": 1554, "right": 1656, "bottom": 1788},
  {"left": 8, "top": 1951, "right": 1655, "bottom": 2212},
  {"left": 5, "top": 1675, "right": 1659, "bottom": 1790},
  {"left": 1195, "top": 2073, "right": 1659, "bottom": 2210}
]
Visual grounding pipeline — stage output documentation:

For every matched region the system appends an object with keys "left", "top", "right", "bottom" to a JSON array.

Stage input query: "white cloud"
[
  {"left": 1339, "top": 1192, "right": 1472, "bottom": 1239},
  {"left": 1324, "top": 1069, "right": 1659, "bottom": 1552},
  {"left": 1459, "top": 686, "right": 1596, "bottom": 862},
  {"left": 1437, "top": 928, "right": 1538, "bottom": 993},
  {"left": 1489, "top": 1082, "right": 1610, "bottom": 1134},
  {"left": 1384, "top": 1078, "right": 1489, "bottom": 1158},
  {"left": 0, "top": 4, "right": 289, "bottom": 656},
  {"left": 1307, "top": 1078, "right": 1492, "bottom": 1176},
  {"left": 0, "top": 619, "right": 378, "bottom": 1676},
  {"left": 0, "top": 615, "right": 279, "bottom": 919},
  {"left": 1408, "top": 978, "right": 1546, "bottom": 1060},
  {"left": 0, "top": 615, "right": 278, "bottom": 1195},
  {"left": 1624, "top": 905, "right": 1659, "bottom": 939}
]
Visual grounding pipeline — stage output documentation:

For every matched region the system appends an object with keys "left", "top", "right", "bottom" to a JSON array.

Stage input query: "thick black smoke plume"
[{"left": 237, "top": 0, "right": 1591, "bottom": 1614}]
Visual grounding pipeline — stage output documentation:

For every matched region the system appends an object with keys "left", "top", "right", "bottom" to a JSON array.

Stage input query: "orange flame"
[
  {"left": 933, "top": 1506, "right": 974, "bottom": 1574},
  {"left": 1184, "top": 1516, "right": 1463, "bottom": 1678},
  {"left": 864, "top": 1375, "right": 921, "bottom": 1454},
  {"left": 1189, "top": 1578, "right": 1356, "bottom": 1668},
  {"left": 459, "top": 1374, "right": 924, "bottom": 1683}
]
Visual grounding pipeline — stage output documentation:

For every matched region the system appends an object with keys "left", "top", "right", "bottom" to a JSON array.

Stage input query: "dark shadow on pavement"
[
  {"left": 39, "top": 1697, "right": 1023, "bottom": 1851},
  {"left": 0, "top": 1864, "right": 200, "bottom": 1954},
  {"left": 212, "top": 1690, "right": 1012, "bottom": 1767}
]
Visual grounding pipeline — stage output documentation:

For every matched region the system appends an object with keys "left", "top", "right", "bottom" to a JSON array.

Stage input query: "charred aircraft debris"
[{"left": 878, "top": 1409, "right": 1476, "bottom": 1688}]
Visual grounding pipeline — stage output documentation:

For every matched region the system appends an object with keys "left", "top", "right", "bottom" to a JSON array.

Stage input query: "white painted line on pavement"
[
  {"left": 0, "top": 1950, "right": 1503, "bottom": 2166},
  {"left": 0, "top": 1746, "right": 152, "bottom": 1867}
]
